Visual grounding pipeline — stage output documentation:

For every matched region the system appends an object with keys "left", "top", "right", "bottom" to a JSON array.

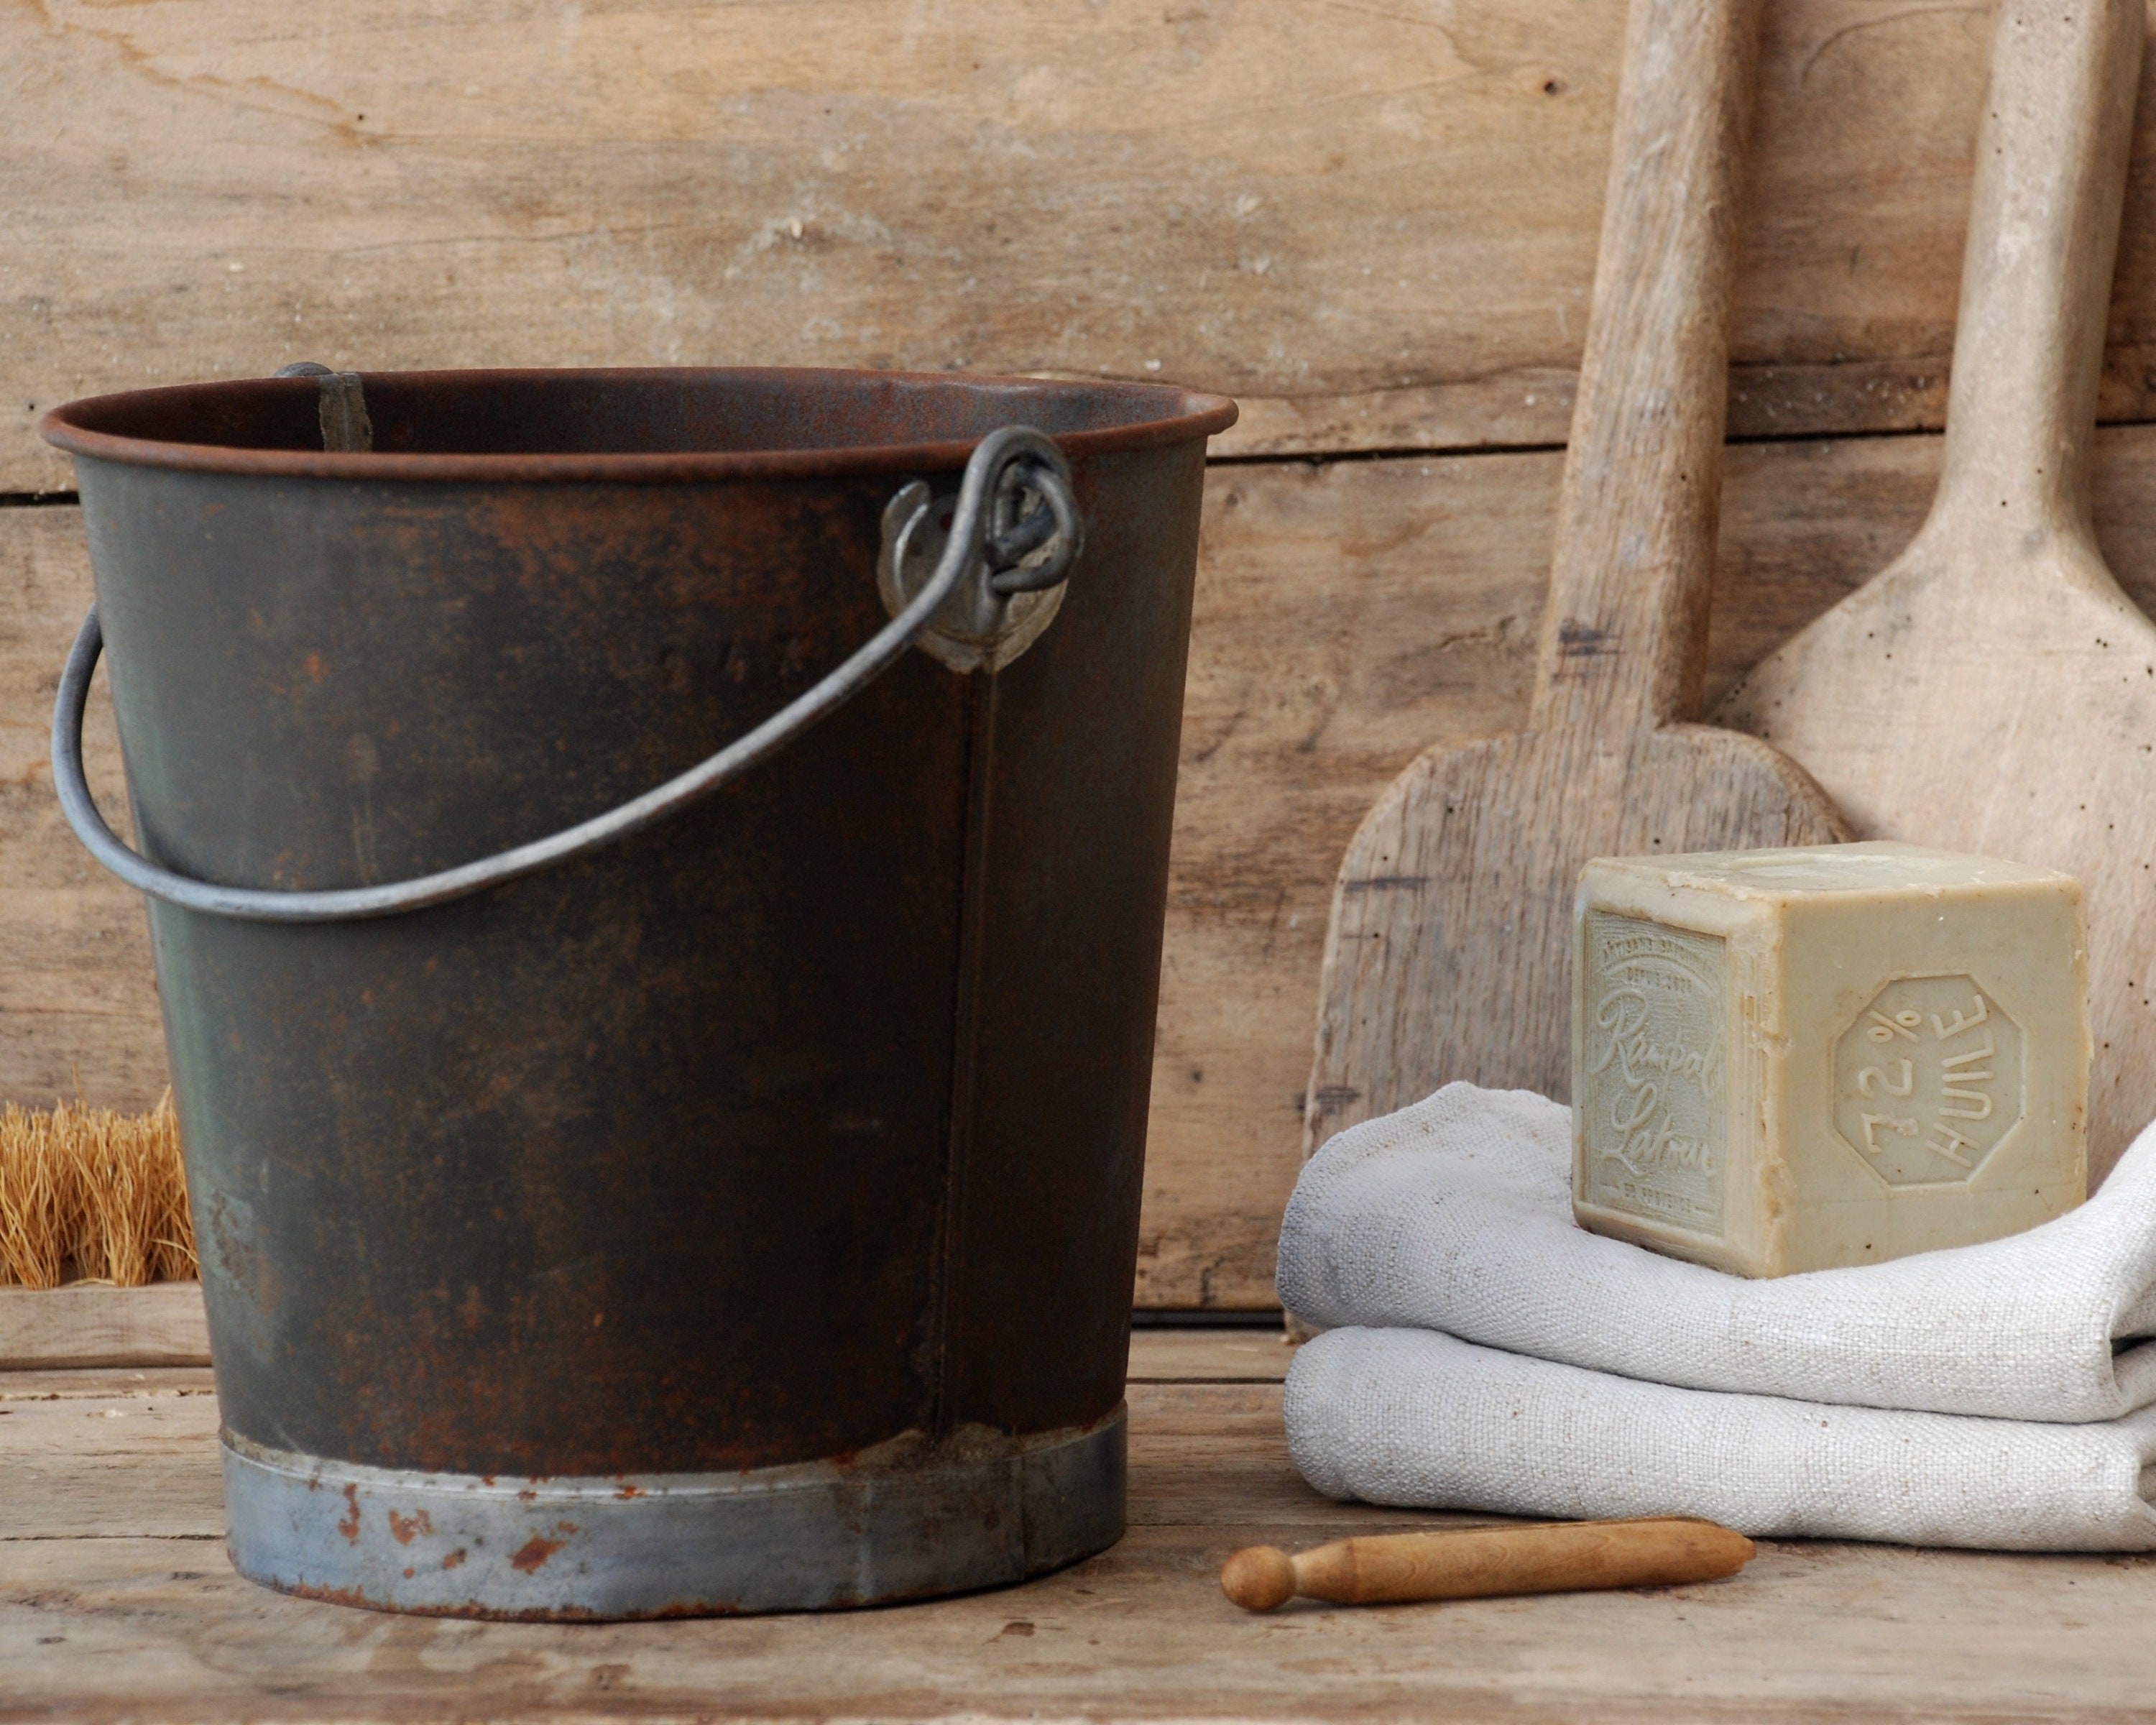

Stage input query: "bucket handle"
[{"left": 51, "top": 426, "right": 1081, "bottom": 924}]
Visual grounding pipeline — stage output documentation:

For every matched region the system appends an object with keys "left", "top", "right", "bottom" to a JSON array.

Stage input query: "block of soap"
[{"left": 1571, "top": 842, "right": 2088, "bottom": 1277}]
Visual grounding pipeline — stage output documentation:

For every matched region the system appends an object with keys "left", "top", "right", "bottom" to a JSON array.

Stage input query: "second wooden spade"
[
  {"left": 1304, "top": 0, "right": 1847, "bottom": 1154},
  {"left": 1718, "top": 1, "right": 2151, "bottom": 1181}
]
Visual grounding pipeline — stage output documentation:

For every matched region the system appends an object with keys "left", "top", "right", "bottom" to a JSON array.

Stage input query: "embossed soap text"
[
  {"left": 1832, "top": 976, "right": 2022, "bottom": 1186},
  {"left": 1587, "top": 987, "right": 1726, "bottom": 1096},
  {"left": 1581, "top": 914, "right": 1728, "bottom": 1235}
]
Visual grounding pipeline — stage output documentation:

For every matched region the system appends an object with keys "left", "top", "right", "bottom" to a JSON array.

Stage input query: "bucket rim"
[{"left": 40, "top": 365, "right": 1239, "bottom": 484}]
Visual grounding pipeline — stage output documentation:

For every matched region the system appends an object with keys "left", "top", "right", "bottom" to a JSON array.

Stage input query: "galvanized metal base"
[{"left": 221, "top": 1408, "right": 1126, "bottom": 1619}]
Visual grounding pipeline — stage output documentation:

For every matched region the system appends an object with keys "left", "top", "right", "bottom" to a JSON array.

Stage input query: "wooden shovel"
[
  {"left": 1304, "top": 0, "right": 1846, "bottom": 1154},
  {"left": 1718, "top": 1, "right": 2150, "bottom": 1179}
]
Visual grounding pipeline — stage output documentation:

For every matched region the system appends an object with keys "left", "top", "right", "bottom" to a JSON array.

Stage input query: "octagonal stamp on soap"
[{"left": 1833, "top": 976, "right": 2023, "bottom": 1185}]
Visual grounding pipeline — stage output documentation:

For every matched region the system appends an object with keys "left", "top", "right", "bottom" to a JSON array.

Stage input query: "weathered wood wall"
[
  {"left": 9, "top": 1, "right": 2156, "bottom": 1305},
  {"left": 17, "top": 0, "right": 2156, "bottom": 484}
]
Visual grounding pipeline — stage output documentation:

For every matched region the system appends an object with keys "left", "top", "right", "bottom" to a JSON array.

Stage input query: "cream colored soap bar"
[{"left": 1572, "top": 842, "right": 2088, "bottom": 1277}]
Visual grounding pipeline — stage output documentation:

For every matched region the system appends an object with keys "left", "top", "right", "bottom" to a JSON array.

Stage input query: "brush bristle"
[{"left": 0, "top": 1093, "right": 195, "bottom": 1287}]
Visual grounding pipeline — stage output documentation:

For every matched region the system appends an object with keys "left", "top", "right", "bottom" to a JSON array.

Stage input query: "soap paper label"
[{"left": 1580, "top": 911, "right": 1727, "bottom": 1238}]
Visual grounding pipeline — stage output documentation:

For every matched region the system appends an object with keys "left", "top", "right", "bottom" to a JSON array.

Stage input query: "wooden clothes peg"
[{"left": 1220, "top": 1517, "right": 1756, "bottom": 1611}]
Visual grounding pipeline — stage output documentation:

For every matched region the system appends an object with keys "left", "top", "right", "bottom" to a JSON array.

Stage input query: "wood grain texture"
[
  {"left": 13, "top": 1, "right": 2156, "bottom": 492},
  {"left": 1720, "top": 0, "right": 2156, "bottom": 1182},
  {"left": 0, "top": 1379, "right": 224, "bottom": 1540},
  {"left": 6, "top": 1368, "right": 2156, "bottom": 1720},
  {"left": 1302, "top": 0, "right": 1848, "bottom": 1158},
  {"left": 0, "top": 509, "right": 161, "bottom": 1111},
  {"left": 0, "top": 1284, "right": 208, "bottom": 1371},
  {"left": 1126, "top": 1328, "right": 1294, "bottom": 1381},
  {"left": 0, "top": 1365, "right": 216, "bottom": 1398}
]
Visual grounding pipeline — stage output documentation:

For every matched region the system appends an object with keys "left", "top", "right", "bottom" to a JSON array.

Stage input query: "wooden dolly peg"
[{"left": 1221, "top": 1516, "right": 1755, "bottom": 1611}]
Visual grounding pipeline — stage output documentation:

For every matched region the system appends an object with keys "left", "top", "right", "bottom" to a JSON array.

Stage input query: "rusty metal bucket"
[{"left": 41, "top": 366, "right": 1235, "bottom": 1619}]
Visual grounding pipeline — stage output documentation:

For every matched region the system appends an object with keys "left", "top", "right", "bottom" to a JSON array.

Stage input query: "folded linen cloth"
[
  {"left": 1285, "top": 1326, "right": 2156, "bottom": 1550},
  {"left": 1278, "top": 1083, "right": 2156, "bottom": 1422}
]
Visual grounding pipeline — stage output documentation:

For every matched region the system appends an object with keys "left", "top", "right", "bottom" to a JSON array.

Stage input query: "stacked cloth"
[{"left": 1277, "top": 1084, "right": 2156, "bottom": 1550}]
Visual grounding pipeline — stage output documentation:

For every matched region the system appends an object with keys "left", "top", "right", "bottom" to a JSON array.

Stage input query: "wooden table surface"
[{"left": 1, "top": 1328, "right": 2150, "bottom": 1722}]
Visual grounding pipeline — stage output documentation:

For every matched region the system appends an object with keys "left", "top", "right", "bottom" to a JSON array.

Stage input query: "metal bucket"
[{"left": 41, "top": 365, "right": 1235, "bottom": 1619}]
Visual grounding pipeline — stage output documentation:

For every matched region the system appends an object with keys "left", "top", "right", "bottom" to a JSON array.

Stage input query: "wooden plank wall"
[{"left": 8, "top": 1, "right": 2156, "bottom": 1306}]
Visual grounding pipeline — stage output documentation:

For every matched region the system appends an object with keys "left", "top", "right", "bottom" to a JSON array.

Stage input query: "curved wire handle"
[{"left": 52, "top": 425, "right": 1078, "bottom": 924}]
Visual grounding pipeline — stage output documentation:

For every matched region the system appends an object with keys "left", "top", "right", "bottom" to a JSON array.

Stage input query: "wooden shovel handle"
[
  {"left": 1529, "top": 0, "right": 1762, "bottom": 737},
  {"left": 1930, "top": 1, "right": 2142, "bottom": 539},
  {"left": 1220, "top": 1516, "right": 1756, "bottom": 1611}
]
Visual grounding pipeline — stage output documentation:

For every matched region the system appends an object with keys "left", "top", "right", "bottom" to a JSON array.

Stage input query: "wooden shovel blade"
[{"left": 1304, "top": 723, "right": 1846, "bottom": 1151}]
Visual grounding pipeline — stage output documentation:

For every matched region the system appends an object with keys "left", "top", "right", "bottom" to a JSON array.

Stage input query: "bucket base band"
[{"left": 220, "top": 1407, "right": 1126, "bottom": 1619}]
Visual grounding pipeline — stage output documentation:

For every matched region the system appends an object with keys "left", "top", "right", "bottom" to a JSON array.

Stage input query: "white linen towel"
[
  {"left": 1285, "top": 1326, "right": 2156, "bottom": 1550},
  {"left": 1278, "top": 1083, "right": 2156, "bottom": 1422}
]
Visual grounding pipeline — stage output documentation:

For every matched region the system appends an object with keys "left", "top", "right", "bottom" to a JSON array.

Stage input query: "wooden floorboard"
[
  {"left": 3, "top": 1344, "right": 2155, "bottom": 1721},
  {"left": 1125, "top": 1329, "right": 1292, "bottom": 1382},
  {"left": 0, "top": 1284, "right": 213, "bottom": 1371},
  {"left": 0, "top": 1366, "right": 216, "bottom": 1399}
]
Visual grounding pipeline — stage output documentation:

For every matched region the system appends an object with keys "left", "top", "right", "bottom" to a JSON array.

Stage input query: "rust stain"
[
  {"left": 276, "top": 1578, "right": 745, "bottom": 1622},
  {"left": 386, "top": 1507, "right": 433, "bottom": 1545},
  {"left": 283, "top": 1581, "right": 389, "bottom": 1613},
  {"left": 442, "top": 1548, "right": 467, "bottom": 1570},
  {"left": 336, "top": 1482, "right": 361, "bottom": 1543},
  {"left": 510, "top": 1536, "right": 567, "bottom": 1573},
  {"left": 614, "top": 1482, "right": 644, "bottom": 1500}
]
